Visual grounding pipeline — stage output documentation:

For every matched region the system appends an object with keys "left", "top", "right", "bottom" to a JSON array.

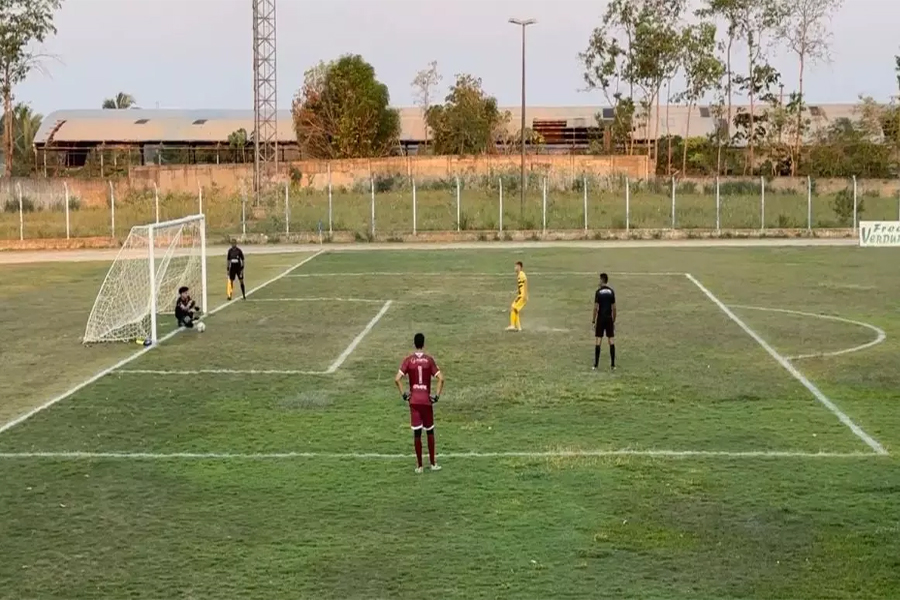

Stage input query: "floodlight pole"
[{"left": 509, "top": 17, "right": 535, "bottom": 218}]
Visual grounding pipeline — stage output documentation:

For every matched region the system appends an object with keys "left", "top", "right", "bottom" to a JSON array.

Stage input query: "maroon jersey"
[{"left": 399, "top": 352, "right": 440, "bottom": 405}]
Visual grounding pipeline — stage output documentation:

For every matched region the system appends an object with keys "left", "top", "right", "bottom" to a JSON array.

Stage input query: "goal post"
[{"left": 83, "top": 214, "right": 208, "bottom": 344}]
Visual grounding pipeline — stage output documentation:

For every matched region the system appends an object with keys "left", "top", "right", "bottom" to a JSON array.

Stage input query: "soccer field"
[{"left": 1, "top": 245, "right": 899, "bottom": 599}]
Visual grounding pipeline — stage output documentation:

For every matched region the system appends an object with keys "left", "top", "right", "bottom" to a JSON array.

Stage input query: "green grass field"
[
  {"left": 1, "top": 245, "right": 899, "bottom": 599},
  {"left": 3, "top": 181, "right": 900, "bottom": 240}
]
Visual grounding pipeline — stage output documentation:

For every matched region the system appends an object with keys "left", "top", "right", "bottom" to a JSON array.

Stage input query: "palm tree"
[
  {"left": 102, "top": 92, "right": 136, "bottom": 109},
  {"left": 0, "top": 103, "right": 43, "bottom": 174}
]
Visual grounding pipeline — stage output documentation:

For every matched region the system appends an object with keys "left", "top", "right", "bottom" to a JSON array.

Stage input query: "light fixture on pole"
[{"left": 509, "top": 17, "right": 536, "bottom": 217}]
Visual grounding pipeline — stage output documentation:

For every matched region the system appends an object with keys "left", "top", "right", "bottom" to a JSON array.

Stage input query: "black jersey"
[
  {"left": 175, "top": 295, "right": 196, "bottom": 315},
  {"left": 594, "top": 285, "right": 616, "bottom": 321},
  {"left": 226, "top": 246, "right": 244, "bottom": 266}
]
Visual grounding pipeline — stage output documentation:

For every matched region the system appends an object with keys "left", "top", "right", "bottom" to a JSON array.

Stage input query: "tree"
[
  {"left": 697, "top": 0, "right": 744, "bottom": 167},
  {"left": 734, "top": 0, "right": 786, "bottom": 173},
  {"left": 0, "top": 0, "right": 62, "bottom": 176},
  {"left": 777, "top": 0, "right": 842, "bottom": 174},
  {"left": 630, "top": 1, "right": 685, "bottom": 175},
  {"left": 0, "top": 102, "right": 42, "bottom": 174},
  {"left": 580, "top": 0, "right": 642, "bottom": 155},
  {"left": 581, "top": 0, "right": 686, "bottom": 168},
  {"left": 411, "top": 61, "right": 442, "bottom": 149},
  {"left": 292, "top": 54, "right": 400, "bottom": 159},
  {"left": 102, "top": 92, "right": 136, "bottom": 109},
  {"left": 227, "top": 128, "right": 248, "bottom": 163},
  {"left": 677, "top": 22, "right": 724, "bottom": 175},
  {"left": 425, "top": 74, "right": 509, "bottom": 155}
]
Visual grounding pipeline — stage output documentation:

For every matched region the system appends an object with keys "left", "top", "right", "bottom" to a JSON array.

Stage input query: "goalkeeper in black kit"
[
  {"left": 226, "top": 240, "right": 245, "bottom": 300},
  {"left": 175, "top": 286, "right": 201, "bottom": 328}
]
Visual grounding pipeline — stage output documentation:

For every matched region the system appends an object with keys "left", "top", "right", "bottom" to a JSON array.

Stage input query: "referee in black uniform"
[
  {"left": 592, "top": 272, "right": 616, "bottom": 370},
  {"left": 226, "top": 240, "right": 246, "bottom": 300}
]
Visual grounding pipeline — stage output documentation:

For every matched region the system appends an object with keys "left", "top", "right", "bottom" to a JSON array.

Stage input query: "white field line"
[
  {"left": 116, "top": 369, "right": 327, "bottom": 375},
  {"left": 285, "top": 271, "right": 681, "bottom": 278},
  {"left": 730, "top": 305, "right": 886, "bottom": 360},
  {"left": 686, "top": 274, "right": 887, "bottom": 455},
  {"left": 326, "top": 300, "right": 393, "bottom": 373},
  {"left": 0, "top": 449, "right": 880, "bottom": 460},
  {"left": 247, "top": 297, "right": 385, "bottom": 303},
  {"left": 118, "top": 299, "right": 393, "bottom": 377},
  {"left": 0, "top": 251, "right": 325, "bottom": 436}
]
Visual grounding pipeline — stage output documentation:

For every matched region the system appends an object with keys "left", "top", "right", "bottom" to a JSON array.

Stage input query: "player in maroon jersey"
[{"left": 395, "top": 332, "right": 445, "bottom": 473}]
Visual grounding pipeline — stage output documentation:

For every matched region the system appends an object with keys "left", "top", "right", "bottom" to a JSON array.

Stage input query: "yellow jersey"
[{"left": 516, "top": 271, "right": 528, "bottom": 301}]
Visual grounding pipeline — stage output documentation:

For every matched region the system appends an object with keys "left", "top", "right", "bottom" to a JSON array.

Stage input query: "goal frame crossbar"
[{"left": 83, "top": 213, "right": 208, "bottom": 344}]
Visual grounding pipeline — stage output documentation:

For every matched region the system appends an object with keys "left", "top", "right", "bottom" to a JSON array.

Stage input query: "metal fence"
[{"left": 2, "top": 175, "right": 899, "bottom": 242}]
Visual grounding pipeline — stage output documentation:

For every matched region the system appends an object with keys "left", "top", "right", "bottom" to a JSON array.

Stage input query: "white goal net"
[{"left": 83, "top": 214, "right": 208, "bottom": 344}]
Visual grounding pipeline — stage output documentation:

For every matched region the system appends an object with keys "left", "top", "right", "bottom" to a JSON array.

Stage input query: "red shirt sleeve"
[
  {"left": 430, "top": 356, "right": 440, "bottom": 376},
  {"left": 399, "top": 356, "right": 409, "bottom": 375}
]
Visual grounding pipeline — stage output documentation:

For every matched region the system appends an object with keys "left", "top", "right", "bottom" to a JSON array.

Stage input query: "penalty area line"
[
  {"left": 0, "top": 251, "right": 326, "bottom": 437},
  {"left": 686, "top": 273, "right": 888, "bottom": 456},
  {"left": 285, "top": 271, "right": 682, "bottom": 278},
  {"left": 116, "top": 369, "right": 327, "bottom": 376},
  {"left": 326, "top": 300, "right": 393, "bottom": 373},
  {"left": 0, "top": 450, "right": 881, "bottom": 460}
]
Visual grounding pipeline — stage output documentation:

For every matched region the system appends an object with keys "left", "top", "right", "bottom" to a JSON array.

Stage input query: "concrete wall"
[{"left": 128, "top": 154, "right": 650, "bottom": 193}]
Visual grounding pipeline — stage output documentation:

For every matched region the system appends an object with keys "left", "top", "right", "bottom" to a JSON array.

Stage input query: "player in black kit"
[
  {"left": 226, "top": 240, "right": 245, "bottom": 300},
  {"left": 592, "top": 272, "right": 616, "bottom": 370}
]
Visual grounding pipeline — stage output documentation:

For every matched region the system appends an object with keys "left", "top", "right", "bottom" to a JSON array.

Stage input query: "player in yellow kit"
[{"left": 507, "top": 261, "right": 527, "bottom": 331}]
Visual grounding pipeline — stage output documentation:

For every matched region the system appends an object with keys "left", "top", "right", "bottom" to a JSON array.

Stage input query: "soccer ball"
[{"left": 196, "top": 322, "right": 206, "bottom": 333}]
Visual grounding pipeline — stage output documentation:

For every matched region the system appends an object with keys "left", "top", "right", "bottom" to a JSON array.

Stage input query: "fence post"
[
  {"left": 198, "top": 183, "right": 203, "bottom": 214},
  {"left": 542, "top": 177, "right": 547, "bottom": 233},
  {"left": 760, "top": 176, "right": 765, "bottom": 231},
  {"left": 370, "top": 176, "right": 375, "bottom": 238},
  {"left": 327, "top": 163, "right": 333, "bottom": 235},
  {"left": 671, "top": 176, "right": 676, "bottom": 229},
  {"left": 852, "top": 175, "right": 858, "bottom": 233},
  {"left": 583, "top": 174, "right": 588, "bottom": 231},
  {"left": 456, "top": 175, "right": 461, "bottom": 232},
  {"left": 715, "top": 176, "right": 721, "bottom": 232},
  {"left": 63, "top": 182, "right": 70, "bottom": 239},
  {"left": 284, "top": 183, "right": 289, "bottom": 235},
  {"left": 412, "top": 178, "right": 417, "bottom": 235},
  {"left": 625, "top": 176, "right": 631, "bottom": 232},
  {"left": 109, "top": 180, "right": 115, "bottom": 239},
  {"left": 16, "top": 183, "right": 23, "bottom": 241},
  {"left": 807, "top": 176, "right": 812, "bottom": 231},
  {"left": 499, "top": 177, "right": 503, "bottom": 233},
  {"left": 153, "top": 182, "right": 160, "bottom": 223}
]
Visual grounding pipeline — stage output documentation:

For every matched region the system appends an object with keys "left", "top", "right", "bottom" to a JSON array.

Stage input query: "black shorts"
[
  {"left": 595, "top": 319, "right": 615, "bottom": 338},
  {"left": 176, "top": 309, "right": 194, "bottom": 328},
  {"left": 228, "top": 263, "right": 243, "bottom": 280}
]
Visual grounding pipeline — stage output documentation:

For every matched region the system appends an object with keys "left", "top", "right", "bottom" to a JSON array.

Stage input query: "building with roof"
[{"left": 33, "top": 103, "right": 863, "bottom": 170}]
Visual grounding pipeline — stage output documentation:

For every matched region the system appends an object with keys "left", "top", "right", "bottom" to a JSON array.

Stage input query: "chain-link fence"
[{"left": 2, "top": 175, "right": 899, "bottom": 242}]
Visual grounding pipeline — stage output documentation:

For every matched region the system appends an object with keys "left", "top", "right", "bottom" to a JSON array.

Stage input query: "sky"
[{"left": 16, "top": 0, "right": 900, "bottom": 116}]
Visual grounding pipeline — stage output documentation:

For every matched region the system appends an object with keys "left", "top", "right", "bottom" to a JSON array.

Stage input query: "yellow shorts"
[{"left": 511, "top": 297, "right": 526, "bottom": 311}]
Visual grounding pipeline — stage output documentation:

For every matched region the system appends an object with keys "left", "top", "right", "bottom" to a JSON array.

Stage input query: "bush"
[
  {"left": 3, "top": 196, "right": 37, "bottom": 213},
  {"left": 831, "top": 187, "right": 863, "bottom": 224}
]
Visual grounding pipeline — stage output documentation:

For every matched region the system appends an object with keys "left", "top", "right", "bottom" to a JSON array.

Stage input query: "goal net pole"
[
  {"left": 148, "top": 225, "right": 157, "bottom": 343},
  {"left": 84, "top": 213, "right": 207, "bottom": 344}
]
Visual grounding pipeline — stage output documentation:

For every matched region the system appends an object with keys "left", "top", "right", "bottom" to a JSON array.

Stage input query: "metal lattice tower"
[{"left": 252, "top": 0, "right": 277, "bottom": 202}]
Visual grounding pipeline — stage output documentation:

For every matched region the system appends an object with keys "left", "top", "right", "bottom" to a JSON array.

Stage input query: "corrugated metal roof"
[{"left": 35, "top": 104, "right": 865, "bottom": 146}]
